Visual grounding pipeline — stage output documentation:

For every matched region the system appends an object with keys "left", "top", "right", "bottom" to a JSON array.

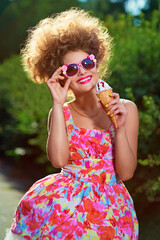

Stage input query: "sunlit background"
[{"left": 0, "top": 0, "right": 160, "bottom": 239}]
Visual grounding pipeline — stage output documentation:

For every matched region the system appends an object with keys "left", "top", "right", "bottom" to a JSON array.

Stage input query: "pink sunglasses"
[{"left": 61, "top": 54, "right": 97, "bottom": 78}]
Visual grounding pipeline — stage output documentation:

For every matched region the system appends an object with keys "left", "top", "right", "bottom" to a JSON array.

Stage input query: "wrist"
[
  {"left": 52, "top": 102, "right": 64, "bottom": 112},
  {"left": 115, "top": 125, "right": 126, "bottom": 135},
  {"left": 52, "top": 101, "right": 64, "bottom": 107}
]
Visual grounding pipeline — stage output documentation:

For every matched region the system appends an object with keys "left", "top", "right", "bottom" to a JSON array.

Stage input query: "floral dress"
[{"left": 10, "top": 103, "right": 139, "bottom": 240}]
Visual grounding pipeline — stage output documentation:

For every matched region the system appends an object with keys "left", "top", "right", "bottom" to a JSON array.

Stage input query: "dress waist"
[{"left": 61, "top": 158, "right": 120, "bottom": 186}]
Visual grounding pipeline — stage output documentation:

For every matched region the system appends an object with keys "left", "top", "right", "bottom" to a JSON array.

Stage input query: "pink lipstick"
[{"left": 77, "top": 75, "right": 92, "bottom": 84}]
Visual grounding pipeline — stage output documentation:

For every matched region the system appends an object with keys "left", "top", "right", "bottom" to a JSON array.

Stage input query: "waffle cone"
[{"left": 97, "top": 89, "right": 118, "bottom": 128}]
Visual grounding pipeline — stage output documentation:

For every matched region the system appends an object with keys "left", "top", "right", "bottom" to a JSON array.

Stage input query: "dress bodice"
[
  {"left": 62, "top": 103, "right": 119, "bottom": 186},
  {"left": 63, "top": 103, "right": 115, "bottom": 160}
]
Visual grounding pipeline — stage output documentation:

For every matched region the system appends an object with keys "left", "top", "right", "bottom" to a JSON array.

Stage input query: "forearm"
[
  {"left": 115, "top": 126, "right": 137, "bottom": 181},
  {"left": 46, "top": 103, "right": 69, "bottom": 168}
]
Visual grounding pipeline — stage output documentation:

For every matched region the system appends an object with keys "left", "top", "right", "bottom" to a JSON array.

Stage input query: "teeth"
[{"left": 78, "top": 77, "right": 91, "bottom": 83}]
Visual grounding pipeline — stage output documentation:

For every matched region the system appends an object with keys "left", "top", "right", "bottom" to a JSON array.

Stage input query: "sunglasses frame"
[{"left": 61, "top": 54, "right": 97, "bottom": 78}]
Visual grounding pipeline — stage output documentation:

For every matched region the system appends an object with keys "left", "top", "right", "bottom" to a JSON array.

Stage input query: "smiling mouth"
[{"left": 77, "top": 75, "right": 92, "bottom": 84}]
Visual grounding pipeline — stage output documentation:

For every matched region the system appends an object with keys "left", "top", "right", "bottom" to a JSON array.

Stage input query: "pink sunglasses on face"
[{"left": 61, "top": 54, "right": 97, "bottom": 78}]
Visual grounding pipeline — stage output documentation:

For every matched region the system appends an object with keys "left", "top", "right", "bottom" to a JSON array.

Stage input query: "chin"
[{"left": 83, "top": 82, "right": 97, "bottom": 94}]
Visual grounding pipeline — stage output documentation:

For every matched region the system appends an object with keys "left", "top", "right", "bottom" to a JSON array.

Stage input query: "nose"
[{"left": 78, "top": 65, "right": 87, "bottom": 75}]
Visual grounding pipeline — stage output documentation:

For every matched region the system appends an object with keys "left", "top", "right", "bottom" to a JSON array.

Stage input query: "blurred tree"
[
  {"left": 80, "top": 0, "right": 126, "bottom": 19},
  {"left": 0, "top": 0, "right": 11, "bottom": 15},
  {"left": 0, "top": 0, "right": 80, "bottom": 61},
  {"left": 111, "top": 0, "right": 160, "bottom": 16},
  {"left": 0, "top": 55, "right": 52, "bottom": 169},
  {"left": 0, "top": 54, "right": 73, "bottom": 174},
  {"left": 143, "top": 0, "right": 160, "bottom": 17},
  {"left": 0, "top": 0, "right": 159, "bottom": 61},
  {"left": 81, "top": 0, "right": 160, "bottom": 18},
  {"left": 104, "top": 10, "right": 160, "bottom": 213}
]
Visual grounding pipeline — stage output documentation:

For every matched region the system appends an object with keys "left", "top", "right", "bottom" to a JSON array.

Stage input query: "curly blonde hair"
[{"left": 21, "top": 8, "right": 113, "bottom": 84}]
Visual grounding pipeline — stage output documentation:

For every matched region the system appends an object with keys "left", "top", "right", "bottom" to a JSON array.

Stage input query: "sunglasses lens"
[
  {"left": 66, "top": 64, "right": 78, "bottom": 77},
  {"left": 82, "top": 58, "right": 95, "bottom": 70}
]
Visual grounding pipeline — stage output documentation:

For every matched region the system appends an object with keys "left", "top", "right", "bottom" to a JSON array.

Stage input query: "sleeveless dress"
[{"left": 10, "top": 103, "right": 139, "bottom": 240}]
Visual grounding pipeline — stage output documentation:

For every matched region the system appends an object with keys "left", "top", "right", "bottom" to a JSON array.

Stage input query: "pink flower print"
[{"left": 97, "top": 225, "right": 115, "bottom": 240}]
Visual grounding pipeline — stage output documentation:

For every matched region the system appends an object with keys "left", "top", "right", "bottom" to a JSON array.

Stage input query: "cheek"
[
  {"left": 91, "top": 67, "right": 98, "bottom": 75},
  {"left": 68, "top": 77, "right": 77, "bottom": 90},
  {"left": 91, "top": 68, "right": 98, "bottom": 79},
  {"left": 68, "top": 68, "right": 98, "bottom": 91}
]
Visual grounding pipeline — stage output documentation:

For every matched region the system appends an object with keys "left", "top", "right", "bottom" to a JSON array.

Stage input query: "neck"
[{"left": 74, "top": 90, "right": 99, "bottom": 111}]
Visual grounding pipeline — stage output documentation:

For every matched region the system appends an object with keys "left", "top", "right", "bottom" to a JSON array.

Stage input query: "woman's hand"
[
  {"left": 106, "top": 93, "right": 127, "bottom": 129},
  {"left": 46, "top": 67, "right": 71, "bottom": 105},
  {"left": 108, "top": 94, "right": 139, "bottom": 181}
]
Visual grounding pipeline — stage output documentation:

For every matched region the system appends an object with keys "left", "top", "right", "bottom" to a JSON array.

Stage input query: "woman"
[{"left": 6, "top": 8, "right": 139, "bottom": 239}]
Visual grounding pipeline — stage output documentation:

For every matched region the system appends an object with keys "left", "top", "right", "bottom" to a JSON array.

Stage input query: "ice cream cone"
[{"left": 97, "top": 88, "right": 118, "bottom": 129}]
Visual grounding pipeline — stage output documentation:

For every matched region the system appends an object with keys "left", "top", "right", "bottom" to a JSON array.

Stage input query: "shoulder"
[
  {"left": 121, "top": 99, "right": 138, "bottom": 114},
  {"left": 121, "top": 99, "right": 139, "bottom": 129},
  {"left": 120, "top": 98, "right": 137, "bottom": 107}
]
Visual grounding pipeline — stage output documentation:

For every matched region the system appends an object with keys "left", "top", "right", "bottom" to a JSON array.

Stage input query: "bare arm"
[
  {"left": 108, "top": 96, "right": 139, "bottom": 181},
  {"left": 46, "top": 67, "right": 71, "bottom": 168},
  {"left": 46, "top": 104, "right": 70, "bottom": 168},
  {"left": 114, "top": 100, "right": 139, "bottom": 181}
]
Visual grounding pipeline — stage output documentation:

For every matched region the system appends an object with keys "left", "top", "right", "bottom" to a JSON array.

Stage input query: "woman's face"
[{"left": 62, "top": 50, "right": 98, "bottom": 96}]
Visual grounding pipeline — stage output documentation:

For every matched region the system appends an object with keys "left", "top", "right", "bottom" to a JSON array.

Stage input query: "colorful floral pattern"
[{"left": 11, "top": 103, "right": 138, "bottom": 239}]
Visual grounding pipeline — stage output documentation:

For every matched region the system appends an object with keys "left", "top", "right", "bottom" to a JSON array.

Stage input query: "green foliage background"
[{"left": 0, "top": 0, "right": 160, "bottom": 238}]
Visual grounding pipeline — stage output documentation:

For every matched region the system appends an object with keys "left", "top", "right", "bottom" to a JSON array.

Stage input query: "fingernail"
[
  {"left": 105, "top": 104, "right": 108, "bottom": 107},
  {"left": 61, "top": 76, "right": 65, "bottom": 79},
  {"left": 110, "top": 114, "right": 113, "bottom": 117},
  {"left": 107, "top": 111, "right": 110, "bottom": 115}
]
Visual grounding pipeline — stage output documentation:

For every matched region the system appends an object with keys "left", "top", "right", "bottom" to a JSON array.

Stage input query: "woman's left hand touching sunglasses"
[{"left": 46, "top": 67, "right": 71, "bottom": 105}]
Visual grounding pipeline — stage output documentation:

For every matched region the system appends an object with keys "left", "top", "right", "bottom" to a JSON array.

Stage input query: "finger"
[
  {"left": 47, "top": 78, "right": 57, "bottom": 84},
  {"left": 113, "top": 109, "right": 121, "bottom": 116},
  {"left": 56, "top": 66, "right": 62, "bottom": 73},
  {"left": 113, "top": 108, "right": 126, "bottom": 116},
  {"left": 64, "top": 78, "right": 71, "bottom": 90},
  {"left": 59, "top": 75, "right": 65, "bottom": 80},
  {"left": 51, "top": 67, "right": 62, "bottom": 78},
  {"left": 46, "top": 79, "right": 59, "bottom": 88},
  {"left": 107, "top": 102, "right": 126, "bottom": 116},
  {"left": 113, "top": 104, "right": 127, "bottom": 115},
  {"left": 108, "top": 104, "right": 119, "bottom": 114},
  {"left": 110, "top": 93, "right": 120, "bottom": 99},
  {"left": 106, "top": 107, "right": 118, "bottom": 117},
  {"left": 108, "top": 98, "right": 119, "bottom": 106},
  {"left": 108, "top": 99, "right": 120, "bottom": 107}
]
